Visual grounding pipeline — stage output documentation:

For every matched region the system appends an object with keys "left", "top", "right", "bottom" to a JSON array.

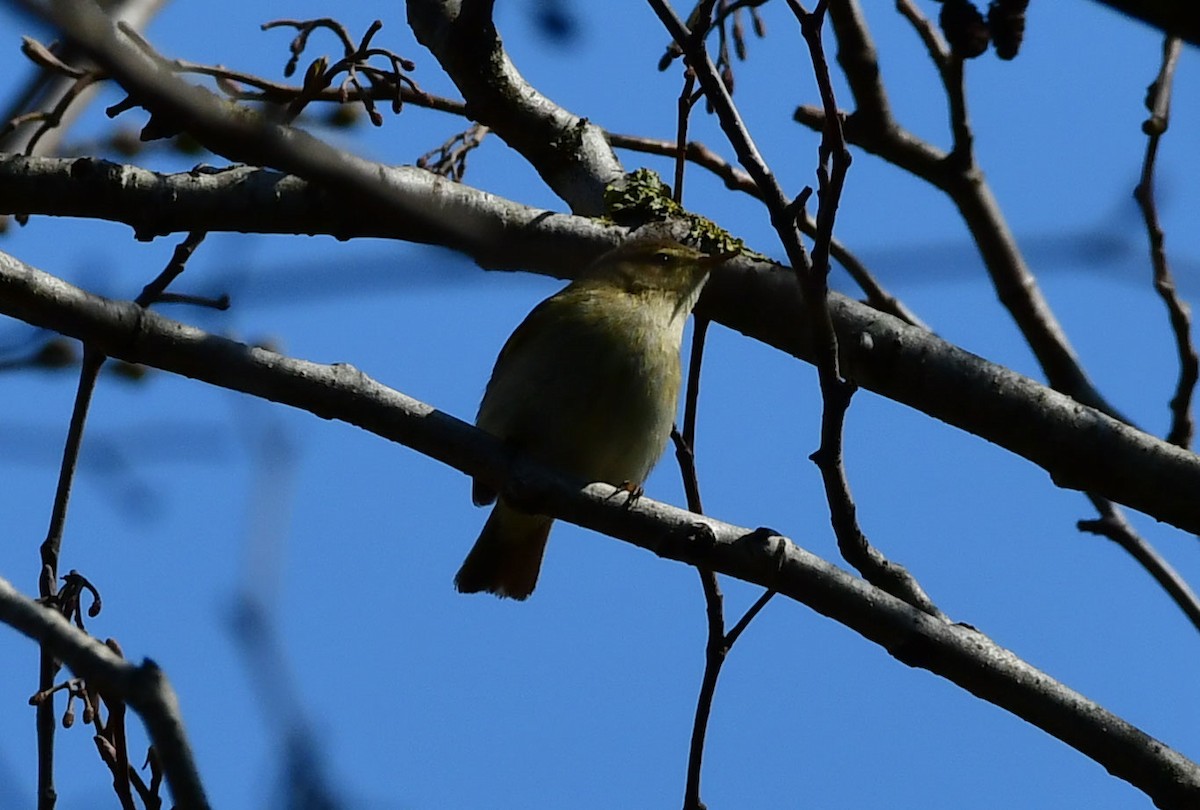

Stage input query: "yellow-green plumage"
[{"left": 455, "top": 237, "right": 724, "bottom": 599}]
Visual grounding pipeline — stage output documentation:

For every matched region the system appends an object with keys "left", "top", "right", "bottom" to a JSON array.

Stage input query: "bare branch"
[
  {"left": 148, "top": 55, "right": 465, "bottom": 115},
  {"left": 31, "top": 221, "right": 208, "bottom": 807},
  {"left": 853, "top": 5, "right": 1200, "bottom": 635},
  {"left": 1, "top": 63, "right": 104, "bottom": 157},
  {"left": 1133, "top": 36, "right": 1197, "bottom": 448},
  {"left": 0, "top": 252, "right": 1198, "bottom": 806},
  {"left": 1084, "top": 0, "right": 1200, "bottom": 45},
  {"left": 36, "top": 348, "right": 103, "bottom": 809},
  {"left": 894, "top": 0, "right": 973, "bottom": 164},
  {"left": 23, "top": 0, "right": 476, "bottom": 246},
  {"left": 417, "top": 123, "right": 489, "bottom": 181},
  {"left": 798, "top": 0, "right": 1127, "bottom": 423},
  {"left": 2, "top": 156, "right": 1199, "bottom": 533},
  {"left": 136, "top": 230, "right": 207, "bottom": 306},
  {"left": 0, "top": 0, "right": 166, "bottom": 155},
  {"left": 1079, "top": 496, "right": 1200, "bottom": 634},
  {"left": 252, "top": 18, "right": 424, "bottom": 124},
  {"left": 407, "top": 0, "right": 623, "bottom": 214},
  {"left": 653, "top": 0, "right": 940, "bottom": 614},
  {"left": 1, "top": 577, "right": 210, "bottom": 810},
  {"left": 604, "top": 130, "right": 927, "bottom": 327},
  {"left": 790, "top": 0, "right": 941, "bottom": 616}
]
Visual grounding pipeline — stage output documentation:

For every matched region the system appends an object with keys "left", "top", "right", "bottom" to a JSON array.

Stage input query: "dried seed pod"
[
  {"left": 988, "top": 0, "right": 1029, "bottom": 60},
  {"left": 720, "top": 63, "right": 735, "bottom": 96},
  {"left": 940, "top": 0, "right": 990, "bottom": 59},
  {"left": 751, "top": 8, "right": 766, "bottom": 38}
]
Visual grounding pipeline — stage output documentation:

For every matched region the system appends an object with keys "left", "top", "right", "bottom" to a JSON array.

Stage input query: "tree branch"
[
  {"left": 653, "top": 0, "right": 941, "bottom": 614},
  {"left": 604, "top": 130, "right": 927, "bottom": 327},
  {"left": 0, "top": 577, "right": 210, "bottom": 810},
  {"left": 798, "top": 0, "right": 1126, "bottom": 423},
  {"left": 3, "top": 157, "right": 1200, "bottom": 533},
  {"left": 36, "top": 347, "right": 103, "bottom": 810},
  {"left": 0, "top": 0, "right": 165, "bottom": 155},
  {"left": 0, "top": 251, "right": 1197, "bottom": 806},
  {"left": 19, "top": 0, "right": 476, "bottom": 246},
  {"left": 1085, "top": 0, "right": 1200, "bottom": 45},
  {"left": 0, "top": 153, "right": 611, "bottom": 258},
  {"left": 406, "top": 0, "right": 623, "bottom": 214},
  {"left": 1133, "top": 36, "right": 1196, "bottom": 449},
  {"left": 1079, "top": 495, "right": 1200, "bottom": 633}
]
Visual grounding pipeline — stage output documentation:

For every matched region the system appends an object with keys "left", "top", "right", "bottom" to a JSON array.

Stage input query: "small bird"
[{"left": 455, "top": 236, "right": 730, "bottom": 599}]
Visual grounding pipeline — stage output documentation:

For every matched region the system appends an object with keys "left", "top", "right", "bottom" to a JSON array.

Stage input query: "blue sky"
[{"left": 1, "top": 1, "right": 1199, "bottom": 808}]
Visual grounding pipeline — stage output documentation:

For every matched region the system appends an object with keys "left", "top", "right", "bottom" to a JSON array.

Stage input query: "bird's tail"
[{"left": 455, "top": 501, "right": 553, "bottom": 600}]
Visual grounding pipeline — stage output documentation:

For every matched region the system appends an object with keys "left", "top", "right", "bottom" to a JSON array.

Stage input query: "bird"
[{"left": 455, "top": 236, "right": 731, "bottom": 599}]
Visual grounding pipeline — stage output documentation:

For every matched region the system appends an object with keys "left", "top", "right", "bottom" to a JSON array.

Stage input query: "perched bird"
[{"left": 455, "top": 236, "right": 730, "bottom": 599}]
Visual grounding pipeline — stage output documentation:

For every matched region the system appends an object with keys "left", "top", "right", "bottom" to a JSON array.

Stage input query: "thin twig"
[
  {"left": 671, "top": 321, "right": 774, "bottom": 810},
  {"left": 681, "top": 320, "right": 707, "bottom": 455},
  {"left": 894, "top": 0, "right": 972, "bottom": 166},
  {"left": 163, "top": 56, "right": 463, "bottom": 114},
  {"left": 684, "top": 566, "right": 723, "bottom": 810},
  {"left": 895, "top": 0, "right": 950, "bottom": 68},
  {"left": 651, "top": 0, "right": 943, "bottom": 614},
  {"left": 605, "top": 130, "right": 927, "bottom": 327},
  {"left": 674, "top": 72, "right": 700, "bottom": 205},
  {"left": 154, "top": 291, "right": 230, "bottom": 310},
  {"left": 830, "top": 238, "right": 929, "bottom": 328},
  {"left": 672, "top": 316, "right": 717, "bottom": 810},
  {"left": 657, "top": 0, "right": 770, "bottom": 69},
  {"left": 4, "top": 72, "right": 104, "bottom": 157},
  {"left": 665, "top": 58, "right": 775, "bottom": 802},
  {"left": 668, "top": 319, "right": 729, "bottom": 810},
  {"left": 797, "top": 0, "right": 1126, "bottom": 423},
  {"left": 262, "top": 17, "right": 358, "bottom": 60},
  {"left": 1079, "top": 495, "right": 1200, "bottom": 634},
  {"left": 792, "top": 1, "right": 946, "bottom": 616},
  {"left": 416, "top": 123, "right": 490, "bottom": 182},
  {"left": 34, "top": 227, "right": 207, "bottom": 809},
  {"left": 726, "top": 588, "right": 775, "bottom": 646},
  {"left": 35, "top": 350, "right": 103, "bottom": 592},
  {"left": 607, "top": 130, "right": 759, "bottom": 197},
  {"left": 137, "top": 230, "right": 207, "bottom": 306},
  {"left": 670, "top": 317, "right": 708, "bottom": 519},
  {"left": 36, "top": 345, "right": 104, "bottom": 810},
  {"left": 1133, "top": 36, "right": 1195, "bottom": 448},
  {"left": 665, "top": 27, "right": 728, "bottom": 802}
]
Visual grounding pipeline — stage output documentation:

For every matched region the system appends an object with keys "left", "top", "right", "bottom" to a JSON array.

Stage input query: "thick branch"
[
  {"left": 406, "top": 0, "right": 623, "bottom": 214},
  {"left": 704, "top": 259, "right": 1200, "bottom": 534},
  {"left": 1086, "top": 0, "right": 1200, "bottom": 45},
  {"left": 0, "top": 251, "right": 1198, "bottom": 806},
  {"left": 0, "top": 154, "right": 598, "bottom": 252},
  {"left": 3, "top": 157, "right": 1200, "bottom": 532},
  {"left": 23, "top": 0, "right": 475, "bottom": 246}
]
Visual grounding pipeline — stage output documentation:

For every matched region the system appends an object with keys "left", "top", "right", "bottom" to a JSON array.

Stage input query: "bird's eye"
[{"left": 654, "top": 251, "right": 672, "bottom": 265}]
